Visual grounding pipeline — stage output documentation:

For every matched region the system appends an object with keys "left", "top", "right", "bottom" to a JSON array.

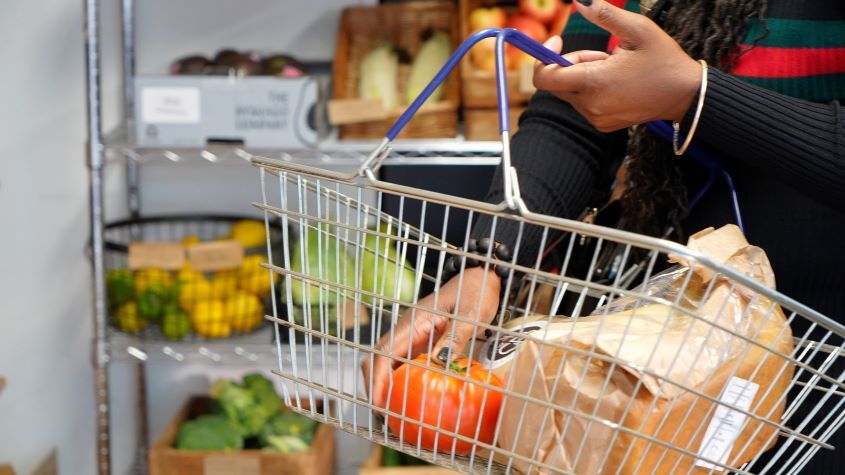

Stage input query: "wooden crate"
[
  {"left": 149, "top": 397, "right": 335, "bottom": 475},
  {"left": 360, "top": 444, "right": 458, "bottom": 475},
  {"left": 333, "top": 2, "right": 460, "bottom": 140},
  {"left": 464, "top": 106, "right": 526, "bottom": 141},
  {"left": 459, "top": 0, "right": 535, "bottom": 108}
]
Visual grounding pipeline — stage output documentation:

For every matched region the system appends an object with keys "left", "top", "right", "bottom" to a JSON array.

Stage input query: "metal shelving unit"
[{"left": 82, "top": 2, "right": 505, "bottom": 473}]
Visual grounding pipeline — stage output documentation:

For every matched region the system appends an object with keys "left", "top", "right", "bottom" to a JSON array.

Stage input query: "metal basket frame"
[{"left": 248, "top": 28, "right": 845, "bottom": 474}]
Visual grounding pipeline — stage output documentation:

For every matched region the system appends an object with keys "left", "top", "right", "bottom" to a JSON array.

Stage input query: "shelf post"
[{"left": 83, "top": 0, "right": 110, "bottom": 472}]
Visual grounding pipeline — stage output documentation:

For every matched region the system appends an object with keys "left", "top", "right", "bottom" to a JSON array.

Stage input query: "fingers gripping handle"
[{"left": 377, "top": 28, "right": 743, "bottom": 227}]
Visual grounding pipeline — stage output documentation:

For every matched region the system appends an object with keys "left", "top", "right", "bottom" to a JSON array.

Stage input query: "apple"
[
  {"left": 471, "top": 38, "right": 497, "bottom": 72},
  {"left": 506, "top": 15, "right": 548, "bottom": 69},
  {"left": 469, "top": 7, "right": 507, "bottom": 31},
  {"left": 549, "top": 2, "right": 572, "bottom": 36},
  {"left": 469, "top": 7, "right": 506, "bottom": 72},
  {"left": 519, "top": 0, "right": 561, "bottom": 26}
]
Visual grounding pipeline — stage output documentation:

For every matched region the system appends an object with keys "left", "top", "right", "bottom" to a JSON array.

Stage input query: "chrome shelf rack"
[{"left": 82, "top": 2, "right": 504, "bottom": 473}]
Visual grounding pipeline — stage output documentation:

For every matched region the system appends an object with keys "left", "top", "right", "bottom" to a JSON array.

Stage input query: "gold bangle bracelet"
[{"left": 673, "top": 59, "right": 709, "bottom": 156}]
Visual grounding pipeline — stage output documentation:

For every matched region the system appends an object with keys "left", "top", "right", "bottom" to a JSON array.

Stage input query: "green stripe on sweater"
[
  {"left": 745, "top": 18, "right": 845, "bottom": 48},
  {"left": 738, "top": 73, "right": 845, "bottom": 102}
]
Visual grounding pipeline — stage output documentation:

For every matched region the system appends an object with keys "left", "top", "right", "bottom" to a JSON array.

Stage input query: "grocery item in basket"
[
  {"left": 161, "top": 305, "right": 191, "bottom": 341},
  {"left": 190, "top": 300, "right": 229, "bottom": 338},
  {"left": 360, "top": 223, "right": 416, "bottom": 306},
  {"left": 238, "top": 254, "right": 278, "bottom": 297},
  {"left": 225, "top": 290, "right": 264, "bottom": 333},
  {"left": 387, "top": 354, "right": 504, "bottom": 455},
  {"left": 492, "top": 225, "right": 794, "bottom": 474},
  {"left": 289, "top": 229, "right": 356, "bottom": 306},
  {"left": 115, "top": 301, "right": 147, "bottom": 334}
]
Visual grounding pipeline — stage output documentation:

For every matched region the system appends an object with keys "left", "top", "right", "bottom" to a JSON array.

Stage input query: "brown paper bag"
[{"left": 493, "top": 225, "right": 794, "bottom": 474}]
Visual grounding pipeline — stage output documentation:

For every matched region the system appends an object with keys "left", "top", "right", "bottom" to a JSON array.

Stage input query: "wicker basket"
[{"left": 332, "top": 2, "right": 460, "bottom": 140}]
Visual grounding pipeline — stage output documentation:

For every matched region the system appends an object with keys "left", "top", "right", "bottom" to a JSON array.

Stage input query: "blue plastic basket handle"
[{"left": 380, "top": 28, "right": 743, "bottom": 231}]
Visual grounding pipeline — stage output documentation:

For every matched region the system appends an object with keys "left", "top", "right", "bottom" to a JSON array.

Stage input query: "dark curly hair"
[{"left": 616, "top": 0, "right": 769, "bottom": 239}]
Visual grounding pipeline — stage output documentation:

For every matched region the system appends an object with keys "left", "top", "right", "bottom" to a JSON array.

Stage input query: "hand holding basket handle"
[{"left": 364, "top": 1, "right": 735, "bottom": 408}]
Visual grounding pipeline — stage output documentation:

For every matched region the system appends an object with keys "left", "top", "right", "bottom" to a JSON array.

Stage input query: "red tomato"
[{"left": 386, "top": 354, "right": 504, "bottom": 454}]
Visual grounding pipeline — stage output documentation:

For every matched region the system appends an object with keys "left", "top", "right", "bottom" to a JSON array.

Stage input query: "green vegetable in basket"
[
  {"left": 115, "top": 301, "right": 147, "bottom": 334},
  {"left": 137, "top": 283, "right": 172, "bottom": 321},
  {"left": 161, "top": 305, "right": 190, "bottom": 341},
  {"left": 211, "top": 378, "right": 278, "bottom": 438},
  {"left": 260, "top": 410, "right": 317, "bottom": 452},
  {"left": 289, "top": 228, "right": 356, "bottom": 306},
  {"left": 176, "top": 414, "right": 243, "bottom": 451},
  {"left": 106, "top": 268, "right": 134, "bottom": 307},
  {"left": 360, "top": 223, "right": 417, "bottom": 306}
]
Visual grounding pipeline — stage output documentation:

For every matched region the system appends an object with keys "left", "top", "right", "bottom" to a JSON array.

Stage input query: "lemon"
[
  {"left": 210, "top": 271, "right": 238, "bottom": 299},
  {"left": 182, "top": 235, "right": 201, "bottom": 246},
  {"left": 178, "top": 279, "right": 213, "bottom": 312},
  {"left": 134, "top": 268, "right": 174, "bottom": 295},
  {"left": 115, "top": 301, "right": 147, "bottom": 334},
  {"left": 191, "top": 300, "right": 230, "bottom": 338},
  {"left": 224, "top": 291, "right": 264, "bottom": 332},
  {"left": 238, "top": 254, "right": 278, "bottom": 297},
  {"left": 229, "top": 220, "right": 266, "bottom": 248},
  {"left": 176, "top": 266, "right": 205, "bottom": 285}
]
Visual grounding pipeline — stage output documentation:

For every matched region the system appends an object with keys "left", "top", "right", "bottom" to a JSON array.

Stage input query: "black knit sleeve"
[
  {"left": 684, "top": 69, "right": 845, "bottom": 209},
  {"left": 471, "top": 92, "right": 627, "bottom": 268},
  {"left": 469, "top": 21, "right": 628, "bottom": 268}
]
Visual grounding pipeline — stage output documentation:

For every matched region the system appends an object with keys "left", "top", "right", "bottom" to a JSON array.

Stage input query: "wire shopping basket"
[{"left": 249, "top": 28, "right": 845, "bottom": 474}]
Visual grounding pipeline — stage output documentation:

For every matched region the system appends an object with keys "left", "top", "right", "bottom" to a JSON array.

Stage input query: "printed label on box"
[
  {"left": 141, "top": 86, "right": 200, "bottom": 124},
  {"left": 203, "top": 456, "right": 260, "bottom": 475},
  {"left": 695, "top": 376, "right": 760, "bottom": 470},
  {"left": 127, "top": 242, "right": 185, "bottom": 270},
  {"left": 187, "top": 240, "right": 244, "bottom": 271}
]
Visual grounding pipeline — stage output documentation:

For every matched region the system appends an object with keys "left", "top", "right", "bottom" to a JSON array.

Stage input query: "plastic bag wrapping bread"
[{"left": 488, "top": 225, "right": 795, "bottom": 474}]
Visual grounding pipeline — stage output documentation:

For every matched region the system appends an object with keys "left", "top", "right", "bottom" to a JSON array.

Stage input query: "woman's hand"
[
  {"left": 362, "top": 267, "right": 501, "bottom": 408},
  {"left": 533, "top": 0, "right": 702, "bottom": 132}
]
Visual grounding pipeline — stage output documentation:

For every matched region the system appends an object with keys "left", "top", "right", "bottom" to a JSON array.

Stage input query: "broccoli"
[
  {"left": 260, "top": 410, "right": 318, "bottom": 451},
  {"left": 176, "top": 415, "right": 242, "bottom": 450},
  {"left": 264, "top": 434, "right": 310, "bottom": 453},
  {"left": 210, "top": 377, "right": 279, "bottom": 438},
  {"left": 242, "top": 373, "right": 282, "bottom": 416}
]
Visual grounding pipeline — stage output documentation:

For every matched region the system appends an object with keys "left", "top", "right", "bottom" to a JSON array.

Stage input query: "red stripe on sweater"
[{"left": 732, "top": 46, "right": 845, "bottom": 78}]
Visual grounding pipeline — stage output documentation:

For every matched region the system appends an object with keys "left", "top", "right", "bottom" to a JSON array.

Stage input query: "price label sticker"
[
  {"left": 203, "top": 456, "right": 260, "bottom": 475},
  {"left": 127, "top": 242, "right": 185, "bottom": 270},
  {"left": 141, "top": 86, "right": 201, "bottom": 124},
  {"left": 187, "top": 240, "right": 244, "bottom": 271}
]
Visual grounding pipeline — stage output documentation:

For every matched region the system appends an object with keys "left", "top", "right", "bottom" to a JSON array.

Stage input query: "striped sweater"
[{"left": 564, "top": 0, "right": 845, "bottom": 102}]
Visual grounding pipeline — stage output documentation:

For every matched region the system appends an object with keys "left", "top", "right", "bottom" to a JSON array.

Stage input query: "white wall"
[
  {"left": 0, "top": 0, "right": 97, "bottom": 473},
  {"left": 0, "top": 0, "right": 373, "bottom": 474}
]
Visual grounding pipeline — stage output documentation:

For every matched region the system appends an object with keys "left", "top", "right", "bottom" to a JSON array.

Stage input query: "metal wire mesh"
[{"left": 252, "top": 156, "right": 845, "bottom": 474}]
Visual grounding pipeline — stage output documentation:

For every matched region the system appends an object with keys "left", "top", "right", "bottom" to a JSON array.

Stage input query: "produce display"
[
  {"left": 386, "top": 354, "right": 503, "bottom": 455},
  {"left": 468, "top": 0, "right": 571, "bottom": 72},
  {"left": 175, "top": 373, "right": 318, "bottom": 453},
  {"left": 285, "top": 224, "right": 417, "bottom": 334},
  {"left": 170, "top": 48, "right": 307, "bottom": 77},
  {"left": 107, "top": 219, "right": 276, "bottom": 340},
  {"left": 357, "top": 30, "right": 452, "bottom": 109}
]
